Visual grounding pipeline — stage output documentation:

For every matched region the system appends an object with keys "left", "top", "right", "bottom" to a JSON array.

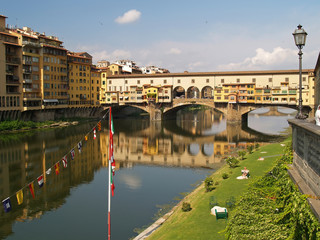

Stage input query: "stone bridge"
[{"left": 104, "top": 98, "right": 311, "bottom": 122}]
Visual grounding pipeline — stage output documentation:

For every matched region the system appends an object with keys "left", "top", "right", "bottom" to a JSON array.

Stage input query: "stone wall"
[
  {"left": 288, "top": 118, "right": 320, "bottom": 197},
  {"left": 0, "top": 107, "right": 104, "bottom": 122}
]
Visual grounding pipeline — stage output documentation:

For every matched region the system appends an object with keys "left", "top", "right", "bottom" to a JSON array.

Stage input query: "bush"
[
  {"left": 247, "top": 145, "right": 254, "bottom": 154},
  {"left": 237, "top": 150, "right": 246, "bottom": 160},
  {"left": 181, "top": 202, "right": 192, "bottom": 212},
  {"left": 226, "top": 157, "right": 239, "bottom": 168},
  {"left": 222, "top": 173, "right": 229, "bottom": 179},
  {"left": 204, "top": 177, "right": 215, "bottom": 192},
  {"left": 255, "top": 143, "right": 260, "bottom": 149}
]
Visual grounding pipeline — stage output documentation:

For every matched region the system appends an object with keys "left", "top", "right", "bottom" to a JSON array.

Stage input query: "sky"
[{"left": 2, "top": 0, "right": 320, "bottom": 73}]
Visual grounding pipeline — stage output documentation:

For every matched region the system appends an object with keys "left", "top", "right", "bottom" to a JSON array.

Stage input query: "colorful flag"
[
  {"left": 85, "top": 135, "right": 88, "bottom": 141},
  {"left": 62, "top": 155, "right": 68, "bottom": 168},
  {"left": 46, "top": 168, "right": 52, "bottom": 175},
  {"left": 97, "top": 121, "right": 101, "bottom": 131},
  {"left": 37, "top": 175, "right": 44, "bottom": 188},
  {"left": 16, "top": 190, "right": 23, "bottom": 205},
  {"left": 70, "top": 148, "right": 75, "bottom": 160},
  {"left": 109, "top": 109, "right": 115, "bottom": 196},
  {"left": 93, "top": 128, "right": 96, "bottom": 139},
  {"left": 55, "top": 163, "right": 60, "bottom": 175},
  {"left": 2, "top": 198, "right": 11, "bottom": 213},
  {"left": 29, "top": 182, "right": 35, "bottom": 199},
  {"left": 110, "top": 166, "right": 115, "bottom": 197},
  {"left": 78, "top": 141, "right": 82, "bottom": 153}
]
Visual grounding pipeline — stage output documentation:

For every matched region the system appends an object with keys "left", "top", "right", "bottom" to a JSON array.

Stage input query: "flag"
[
  {"left": 37, "top": 175, "right": 44, "bottom": 188},
  {"left": 62, "top": 155, "right": 68, "bottom": 168},
  {"left": 70, "top": 148, "right": 75, "bottom": 160},
  {"left": 46, "top": 168, "right": 52, "bottom": 175},
  {"left": 29, "top": 182, "right": 35, "bottom": 199},
  {"left": 109, "top": 109, "right": 115, "bottom": 196},
  {"left": 2, "top": 198, "right": 11, "bottom": 213},
  {"left": 110, "top": 166, "right": 115, "bottom": 197},
  {"left": 85, "top": 135, "right": 88, "bottom": 141},
  {"left": 78, "top": 141, "right": 82, "bottom": 153},
  {"left": 55, "top": 163, "right": 60, "bottom": 175},
  {"left": 93, "top": 128, "right": 96, "bottom": 139},
  {"left": 16, "top": 190, "right": 23, "bottom": 205},
  {"left": 97, "top": 121, "right": 101, "bottom": 131}
]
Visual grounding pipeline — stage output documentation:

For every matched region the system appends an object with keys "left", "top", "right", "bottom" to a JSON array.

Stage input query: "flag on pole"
[
  {"left": 78, "top": 141, "right": 82, "bottom": 153},
  {"left": 93, "top": 128, "right": 96, "bottom": 139},
  {"left": 55, "top": 163, "right": 60, "bottom": 175},
  {"left": 109, "top": 109, "right": 116, "bottom": 196},
  {"left": 46, "top": 168, "right": 52, "bottom": 175},
  {"left": 16, "top": 190, "right": 23, "bottom": 205},
  {"left": 85, "top": 135, "right": 88, "bottom": 141},
  {"left": 98, "top": 121, "right": 101, "bottom": 131},
  {"left": 2, "top": 198, "right": 11, "bottom": 213},
  {"left": 70, "top": 148, "right": 75, "bottom": 160},
  {"left": 62, "top": 155, "right": 68, "bottom": 168},
  {"left": 37, "top": 175, "right": 44, "bottom": 188},
  {"left": 29, "top": 182, "right": 35, "bottom": 199}
]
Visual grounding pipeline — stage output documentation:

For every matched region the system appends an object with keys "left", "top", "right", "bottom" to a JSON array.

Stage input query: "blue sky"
[{"left": 2, "top": 0, "right": 320, "bottom": 72}]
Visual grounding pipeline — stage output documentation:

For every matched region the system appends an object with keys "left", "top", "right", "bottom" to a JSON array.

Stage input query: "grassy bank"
[{"left": 148, "top": 140, "right": 290, "bottom": 240}]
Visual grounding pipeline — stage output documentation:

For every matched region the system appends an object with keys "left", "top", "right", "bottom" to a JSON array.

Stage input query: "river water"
[{"left": 0, "top": 107, "right": 295, "bottom": 239}]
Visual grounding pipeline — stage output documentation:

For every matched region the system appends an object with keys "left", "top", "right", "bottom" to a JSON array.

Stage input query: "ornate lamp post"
[{"left": 293, "top": 24, "right": 307, "bottom": 119}]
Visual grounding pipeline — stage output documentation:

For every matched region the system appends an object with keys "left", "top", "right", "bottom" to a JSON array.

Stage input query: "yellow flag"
[{"left": 16, "top": 190, "right": 23, "bottom": 205}]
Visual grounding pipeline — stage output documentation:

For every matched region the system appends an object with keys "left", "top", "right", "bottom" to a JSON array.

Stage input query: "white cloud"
[
  {"left": 115, "top": 9, "right": 141, "bottom": 24},
  {"left": 218, "top": 47, "right": 297, "bottom": 70},
  {"left": 167, "top": 48, "right": 181, "bottom": 55},
  {"left": 118, "top": 174, "right": 141, "bottom": 190},
  {"left": 90, "top": 49, "right": 132, "bottom": 63}
]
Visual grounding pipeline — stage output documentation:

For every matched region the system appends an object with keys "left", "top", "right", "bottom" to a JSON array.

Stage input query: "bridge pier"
[
  {"left": 149, "top": 103, "right": 162, "bottom": 121},
  {"left": 225, "top": 103, "right": 242, "bottom": 123}
]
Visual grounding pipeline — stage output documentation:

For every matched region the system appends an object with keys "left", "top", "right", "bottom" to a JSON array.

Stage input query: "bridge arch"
[
  {"left": 173, "top": 86, "right": 185, "bottom": 99},
  {"left": 188, "top": 143, "right": 200, "bottom": 156},
  {"left": 187, "top": 86, "right": 200, "bottom": 99},
  {"left": 201, "top": 86, "right": 213, "bottom": 99},
  {"left": 202, "top": 143, "right": 214, "bottom": 156}
]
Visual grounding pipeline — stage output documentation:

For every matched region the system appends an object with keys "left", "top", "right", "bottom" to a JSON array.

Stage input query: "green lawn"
[{"left": 148, "top": 140, "right": 290, "bottom": 240}]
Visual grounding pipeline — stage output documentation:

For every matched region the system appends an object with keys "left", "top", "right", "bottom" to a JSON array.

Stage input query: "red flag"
[
  {"left": 29, "top": 182, "right": 35, "bottom": 199},
  {"left": 55, "top": 163, "right": 60, "bottom": 175},
  {"left": 93, "top": 128, "right": 96, "bottom": 139}
]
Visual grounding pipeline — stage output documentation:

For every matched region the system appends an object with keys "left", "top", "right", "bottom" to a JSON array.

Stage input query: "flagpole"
[{"left": 108, "top": 107, "right": 111, "bottom": 240}]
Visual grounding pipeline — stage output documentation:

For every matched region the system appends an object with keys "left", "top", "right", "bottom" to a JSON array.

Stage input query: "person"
[
  {"left": 315, "top": 105, "right": 320, "bottom": 126},
  {"left": 241, "top": 167, "right": 249, "bottom": 177},
  {"left": 237, "top": 167, "right": 249, "bottom": 179}
]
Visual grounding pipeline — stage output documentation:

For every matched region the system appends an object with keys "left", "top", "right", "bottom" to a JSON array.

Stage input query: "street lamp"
[{"left": 293, "top": 24, "right": 307, "bottom": 119}]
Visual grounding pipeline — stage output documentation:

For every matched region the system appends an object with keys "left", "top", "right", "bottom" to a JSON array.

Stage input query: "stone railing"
[{"left": 288, "top": 118, "right": 320, "bottom": 219}]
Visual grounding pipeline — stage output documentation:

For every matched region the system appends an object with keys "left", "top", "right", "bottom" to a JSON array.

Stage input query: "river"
[{"left": 0, "top": 107, "right": 295, "bottom": 239}]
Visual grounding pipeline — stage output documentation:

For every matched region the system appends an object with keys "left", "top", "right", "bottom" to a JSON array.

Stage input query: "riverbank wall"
[{"left": 0, "top": 107, "right": 105, "bottom": 122}]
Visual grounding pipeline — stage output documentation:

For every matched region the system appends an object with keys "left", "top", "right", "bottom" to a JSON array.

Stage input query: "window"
[
  {"left": 237, "top": 79, "right": 240, "bottom": 83},
  {"left": 269, "top": 78, "right": 272, "bottom": 82},
  {"left": 177, "top": 79, "right": 181, "bottom": 83},
  {"left": 252, "top": 78, "right": 256, "bottom": 83},
  {"left": 32, "top": 66, "right": 39, "bottom": 72},
  {"left": 206, "top": 79, "right": 209, "bottom": 83},
  {"left": 32, "top": 57, "right": 39, "bottom": 63},
  {"left": 164, "top": 80, "right": 167, "bottom": 84},
  {"left": 221, "top": 79, "right": 224, "bottom": 83},
  {"left": 151, "top": 80, "right": 153, "bottom": 84},
  {"left": 303, "top": 77, "right": 306, "bottom": 82},
  {"left": 191, "top": 79, "right": 195, "bottom": 83},
  {"left": 137, "top": 80, "right": 140, "bottom": 84},
  {"left": 285, "top": 78, "right": 289, "bottom": 82},
  {"left": 125, "top": 80, "right": 128, "bottom": 84},
  {"left": 44, "top": 65, "right": 50, "bottom": 71},
  {"left": 109, "top": 80, "right": 112, "bottom": 84}
]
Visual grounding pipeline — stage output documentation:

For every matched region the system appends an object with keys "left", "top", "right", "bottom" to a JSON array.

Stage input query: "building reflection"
[{"left": 0, "top": 114, "right": 279, "bottom": 239}]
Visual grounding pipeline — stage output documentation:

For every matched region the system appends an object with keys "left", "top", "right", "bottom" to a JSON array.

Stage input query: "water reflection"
[{"left": 0, "top": 107, "right": 290, "bottom": 239}]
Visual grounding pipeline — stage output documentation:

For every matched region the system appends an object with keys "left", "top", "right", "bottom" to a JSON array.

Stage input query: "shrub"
[
  {"left": 181, "top": 202, "right": 192, "bottom": 212},
  {"left": 247, "top": 145, "right": 254, "bottom": 154},
  {"left": 255, "top": 143, "right": 260, "bottom": 149},
  {"left": 226, "top": 157, "right": 239, "bottom": 168},
  {"left": 222, "top": 173, "right": 229, "bottom": 179},
  {"left": 204, "top": 177, "right": 215, "bottom": 192},
  {"left": 237, "top": 150, "right": 246, "bottom": 160}
]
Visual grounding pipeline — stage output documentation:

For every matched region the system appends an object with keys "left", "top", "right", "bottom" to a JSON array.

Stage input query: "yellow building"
[
  {"left": 90, "top": 66, "right": 101, "bottom": 106},
  {"left": 0, "top": 15, "right": 23, "bottom": 111},
  {"left": 67, "top": 52, "right": 92, "bottom": 107},
  {"left": 40, "top": 35, "right": 68, "bottom": 109}
]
